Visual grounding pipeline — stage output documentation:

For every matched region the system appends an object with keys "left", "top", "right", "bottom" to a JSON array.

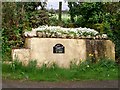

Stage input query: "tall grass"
[{"left": 2, "top": 58, "right": 119, "bottom": 81}]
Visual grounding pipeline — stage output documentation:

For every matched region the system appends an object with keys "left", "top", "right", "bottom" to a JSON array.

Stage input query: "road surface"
[{"left": 2, "top": 79, "right": 119, "bottom": 88}]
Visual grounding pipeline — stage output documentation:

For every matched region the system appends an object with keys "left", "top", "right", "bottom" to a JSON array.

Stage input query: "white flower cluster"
[
  {"left": 36, "top": 25, "right": 98, "bottom": 34},
  {"left": 24, "top": 25, "right": 108, "bottom": 39}
]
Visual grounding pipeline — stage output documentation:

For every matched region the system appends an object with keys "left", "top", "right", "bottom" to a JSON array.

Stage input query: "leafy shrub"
[
  {"left": 48, "top": 16, "right": 59, "bottom": 26},
  {"left": 30, "top": 10, "right": 49, "bottom": 28},
  {"left": 2, "top": 3, "right": 49, "bottom": 61}
]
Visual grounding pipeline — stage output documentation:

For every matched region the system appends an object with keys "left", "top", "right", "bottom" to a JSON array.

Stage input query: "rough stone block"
[{"left": 12, "top": 49, "right": 30, "bottom": 65}]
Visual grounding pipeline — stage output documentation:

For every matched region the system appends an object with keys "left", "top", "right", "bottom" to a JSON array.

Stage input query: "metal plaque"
[{"left": 53, "top": 44, "right": 65, "bottom": 53}]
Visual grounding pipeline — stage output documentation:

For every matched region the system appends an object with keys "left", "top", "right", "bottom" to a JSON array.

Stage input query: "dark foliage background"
[
  {"left": 68, "top": 2, "right": 120, "bottom": 62},
  {"left": 2, "top": 2, "right": 49, "bottom": 61},
  {"left": 2, "top": 2, "right": 120, "bottom": 62}
]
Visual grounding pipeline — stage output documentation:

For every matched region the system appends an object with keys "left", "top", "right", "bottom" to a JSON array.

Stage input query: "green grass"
[{"left": 2, "top": 59, "right": 119, "bottom": 81}]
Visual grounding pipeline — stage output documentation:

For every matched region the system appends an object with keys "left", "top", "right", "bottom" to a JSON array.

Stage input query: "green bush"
[
  {"left": 2, "top": 3, "right": 49, "bottom": 61},
  {"left": 48, "top": 16, "right": 59, "bottom": 26}
]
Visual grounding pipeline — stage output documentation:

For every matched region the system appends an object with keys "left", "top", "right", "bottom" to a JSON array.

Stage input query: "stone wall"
[
  {"left": 25, "top": 38, "right": 86, "bottom": 68},
  {"left": 12, "top": 38, "right": 115, "bottom": 68},
  {"left": 104, "top": 40, "right": 115, "bottom": 60},
  {"left": 86, "top": 40, "right": 115, "bottom": 62},
  {"left": 12, "top": 49, "right": 30, "bottom": 65}
]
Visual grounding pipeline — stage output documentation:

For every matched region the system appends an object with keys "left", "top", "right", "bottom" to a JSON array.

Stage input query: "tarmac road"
[{"left": 2, "top": 79, "right": 119, "bottom": 88}]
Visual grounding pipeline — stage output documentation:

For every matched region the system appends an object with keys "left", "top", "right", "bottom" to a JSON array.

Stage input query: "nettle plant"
[{"left": 24, "top": 25, "right": 108, "bottom": 39}]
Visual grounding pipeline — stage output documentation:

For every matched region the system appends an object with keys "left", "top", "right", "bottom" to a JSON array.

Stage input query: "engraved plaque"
[{"left": 53, "top": 44, "right": 65, "bottom": 53}]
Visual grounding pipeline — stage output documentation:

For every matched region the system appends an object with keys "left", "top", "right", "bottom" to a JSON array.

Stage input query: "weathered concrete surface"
[
  {"left": 104, "top": 40, "right": 115, "bottom": 60},
  {"left": 25, "top": 38, "right": 86, "bottom": 68},
  {"left": 12, "top": 49, "right": 30, "bottom": 65},
  {"left": 86, "top": 40, "right": 115, "bottom": 62},
  {"left": 12, "top": 38, "right": 115, "bottom": 68}
]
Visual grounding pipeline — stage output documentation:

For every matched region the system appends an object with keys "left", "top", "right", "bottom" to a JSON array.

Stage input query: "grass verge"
[{"left": 2, "top": 59, "right": 119, "bottom": 81}]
